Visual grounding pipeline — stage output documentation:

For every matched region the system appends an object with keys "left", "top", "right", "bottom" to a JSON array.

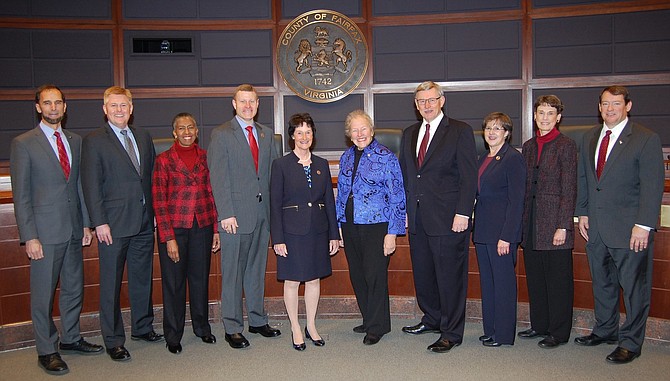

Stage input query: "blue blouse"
[{"left": 336, "top": 139, "right": 406, "bottom": 235}]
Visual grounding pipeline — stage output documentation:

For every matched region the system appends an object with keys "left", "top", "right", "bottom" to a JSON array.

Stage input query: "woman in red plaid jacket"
[{"left": 152, "top": 113, "right": 220, "bottom": 355}]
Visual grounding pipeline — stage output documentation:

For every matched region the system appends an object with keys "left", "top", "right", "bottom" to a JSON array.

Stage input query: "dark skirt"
[{"left": 276, "top": 225, "right": 332, "bottom": 282}]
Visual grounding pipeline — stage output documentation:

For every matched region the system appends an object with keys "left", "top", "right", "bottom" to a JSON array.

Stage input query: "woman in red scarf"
[
  {"left": 518, "top": 95, "right": 577, "bottom": 349},
  {"left": 153, "top": 113, "right": 220, "bottom": 354}
]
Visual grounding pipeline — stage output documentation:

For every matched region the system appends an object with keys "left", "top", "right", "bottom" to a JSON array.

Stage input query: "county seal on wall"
[{"left": 277, "top": 10, "right": 368, "bottom": 103}]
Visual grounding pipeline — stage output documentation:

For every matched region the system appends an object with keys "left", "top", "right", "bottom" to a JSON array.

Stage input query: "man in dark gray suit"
[
  {"left": 11, "top": 85, "right": 103, "bottom": 375},
  {"left": 82, "top": 86, "right": 162, "bottom": 362},
  {"left": 208, "top": 84, "right": 280, "bottom": 349},
  {"left": 575, "top": 86, "right": 664, "bottom": 364}
]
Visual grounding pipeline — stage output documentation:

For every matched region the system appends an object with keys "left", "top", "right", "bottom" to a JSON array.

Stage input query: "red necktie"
[
  {"left": 54, "top": 131, "right": 70, "bottom": 180},
  {"left": 417, "top": 124, "right": 430, "bottom": 167},
  {"left": 596, "top": 129, "right": 612, "bottom": 180},
  {"left": 246, "top": 126, "right": 259, "bottom": 173}
]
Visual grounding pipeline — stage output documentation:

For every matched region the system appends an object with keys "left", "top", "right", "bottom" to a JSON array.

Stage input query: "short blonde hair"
[
  {"left": 414, "top": 81, "right": 443, "bottom": 97},
  {"left": 233, "top": 84, "right": 258, "bottom": 100},
  {"left": 103, "top": 86, "right": 133, "bottom": 104},
  {"left": 344, "top": 109, "right": 374, "bottom": 138}
]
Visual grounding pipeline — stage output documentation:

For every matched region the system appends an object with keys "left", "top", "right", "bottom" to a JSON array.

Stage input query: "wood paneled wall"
[{"left": 2, "top": 202, "right": 670, "bottom": 327}]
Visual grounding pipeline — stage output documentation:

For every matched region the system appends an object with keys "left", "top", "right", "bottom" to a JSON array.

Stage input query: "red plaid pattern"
[{"left": 152, "top": 144, "right": 218, "bottom": 243}]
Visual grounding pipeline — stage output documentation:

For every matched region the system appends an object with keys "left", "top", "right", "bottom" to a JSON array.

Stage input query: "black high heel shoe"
[
  {"left": 305, "top": 327, "right": 325, "bottom": 346},
  {"left": 292, "top": 334, "right": 306, "bottom": 351}
]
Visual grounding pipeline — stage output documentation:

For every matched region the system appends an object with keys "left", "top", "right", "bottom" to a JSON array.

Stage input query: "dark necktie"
[
  {"left": 417, "top": 124, "right": 430, "bottom": 168},
  {"left": 246, "top": 126, "right": 259, "bottom": 173},
  {"left": 54, "top": 131, "right": 70, "bottom": 180},
  {"left": 596, "top": 130, "right": 612, "bottom": 180},
  {"left": 120, "top": 129, "right": 141, "bottom": 174}
]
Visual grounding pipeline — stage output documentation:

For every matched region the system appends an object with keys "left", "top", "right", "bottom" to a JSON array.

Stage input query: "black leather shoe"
[
  {"left": 249, "top": 324, "right": 281, "bottom": 337},
  {"left": 482, "top": 340, "right": 502, "bottom": 347},
  {"left": 517, "top": 328, "right": 548, "bottom": 339},
  {"left": 131, "top": 330, "right": 164, "bottom": 343},
  {"left": 606, "top": 346, "right": 639, "bottom": 364},
  {"left": 538, "top": 336, "right": 568, "bottom": 349},
  {"left": 363, "top": 333, "right": 382, "bottom": 345},
  {"left": 106, "top": 346, "right": 131, "bottom": 362},
  {"left": 305, "top": 327, "right": 325, "bottom": 346},
  {"left": 353, "top": 324, "right": 366, "bottom": 333},
  {"left": 166, "top": 342, "right": 182, "bottom": 354},
  {"left": 59, "top": 338, "right": 104, "bottom": 355},
  {"left": 200, "top": 334, "right": 217, "bottom": 344},
  {"left": 292, "top": 333, "right": 306, "bottom": 351},
  {"left": 225, "top": 333, "right": 250, "bottom": 349},
  {"left": 479, "top": 335, "right": 492, "bottom": 342},
  {"left": 38, "top": 353, "right": 69, "bottom": 375},
  {"left": 427, "top": 338, "right": 460, "bottom": 353},
  {"left": 574, "top": 333, "right": 618, "bottom": 346},
  {"left": 402, "top": 322, "right": 440, "bottom": 335}
]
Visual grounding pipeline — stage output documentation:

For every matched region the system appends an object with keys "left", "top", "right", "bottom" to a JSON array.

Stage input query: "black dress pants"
[
  {"left": 342, "top": 221, "right": 391, "bottom": 336},
  {"left": 523, "top": 247, "right": 573, "bottom": 341},
  {"left": 158, "top": 220, "right": 214, "bottom": 345}
]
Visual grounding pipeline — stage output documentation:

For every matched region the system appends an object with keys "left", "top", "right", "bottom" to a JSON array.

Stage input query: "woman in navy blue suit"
[
  {"left": 473, "top": 112, "right": 526, "bottom": 347},
  {"left": 270, "top": 113, "right": 340, "bottom": 351}
]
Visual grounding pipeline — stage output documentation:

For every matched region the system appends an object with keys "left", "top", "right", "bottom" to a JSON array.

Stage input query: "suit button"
[
  {"left": 417, "top": 174, "right": 421, "bottom": 178},
  {"left": 596, "top": 188, "right": 601, "bottom": 191},
  {"left": 533, "top": 181, "right": 537, "bottom": 184},
  {"left": 307, "top": 202, "right": 312, "bottom": 207}
]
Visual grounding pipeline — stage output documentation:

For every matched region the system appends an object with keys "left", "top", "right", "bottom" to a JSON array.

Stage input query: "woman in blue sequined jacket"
[{"left": 336, "top": 110, "right": 406, "bottom": 345}]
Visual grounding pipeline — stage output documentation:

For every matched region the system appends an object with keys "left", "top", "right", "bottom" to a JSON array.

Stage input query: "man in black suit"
[
  {"left": 575, "top": 86, "right": 664, "bottom": 364},
  {"left": 399, "top": 81, "right": 478, "bottom": 353},
  {"left": 11, "top": 85, "right": 103, "bottom": 375},
  {"left": 82, "top": 86, "right": 163, "bottom": 362}
]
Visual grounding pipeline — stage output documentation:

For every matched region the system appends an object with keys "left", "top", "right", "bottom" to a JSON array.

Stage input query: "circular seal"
[{"left": 277, "top": 10, "right": 368, "bottom": 103}]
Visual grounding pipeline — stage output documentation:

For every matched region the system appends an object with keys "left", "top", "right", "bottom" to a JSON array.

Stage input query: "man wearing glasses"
[{"left": 399, "top": 81, "right": 478, "bottom": 353}]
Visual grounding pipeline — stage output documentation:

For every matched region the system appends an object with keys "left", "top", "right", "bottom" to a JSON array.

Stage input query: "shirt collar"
[
  {"left": 235, "top": 116, "right": 255, "bottom": 130},
  {"left": 601, "top": 117, "right": 628, "bottom": 139},
  {"left": 423, "top": 112, "right": 444, "bottom": 130},
  {"left": 39, "top": 121, "right": 63, "bottom": 138},
  {"left": 108, "top": 122, "right": 133, "bottom": 139}
]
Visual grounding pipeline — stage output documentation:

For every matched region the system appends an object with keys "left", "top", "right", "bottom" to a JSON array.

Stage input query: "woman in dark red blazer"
[
  {"left": 519, "top": 96, "right": 577, "bottom": 348},
  {"left": 473, "top": 112, "right": 526, "bottom": 347},
  {"left": 152, "top": 113, "right": 220, "bottom": 354}
]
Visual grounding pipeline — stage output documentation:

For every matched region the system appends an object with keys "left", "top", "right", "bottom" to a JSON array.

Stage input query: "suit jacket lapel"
[
  {"left": 600, "top": 121, "right": 632, "bottom": 181},
  {"left": 64, "top": 130, "right": 79, "bottom": 176},
  {"left": 409, "top": 126, "right": 420, "bottom": 169},
  {"left": 479, "top": 143, "right": 507, "bottom": 182},
  {"left": 105, "top": 124, "right": 139, "bottom": 176},
  {"left": 34, "top": 127, "right": 65, "bottom": 178},
  {"left": 232, "top": 118, "right": 256, "bottom": 170},
  {"left": 588, "top": 127, "right": 600, "bottom": 179},
  {"left": 422, "top": 117, "right": 448, "bottom": 167},
  {"left": 256, "top": 124, "right": 269, "bottom": 168}
]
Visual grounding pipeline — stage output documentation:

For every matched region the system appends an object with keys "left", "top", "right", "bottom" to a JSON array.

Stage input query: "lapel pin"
[
  {"left": 260, "top": 132, "right": 265, "bottom": 138},
  {"left": 316, "top": 170, "right": 321, "bottom": 175},
  {"left": 495, "top": 156, "right": 501, "bottom": 160}
]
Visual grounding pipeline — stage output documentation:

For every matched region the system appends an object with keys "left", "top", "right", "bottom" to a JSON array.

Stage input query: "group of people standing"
[
  {"left": 10, "top": 80, "right": 663, "bottom": 375},
  {"left": 469, "top": 86, "right": 663, "bottom": 368}
]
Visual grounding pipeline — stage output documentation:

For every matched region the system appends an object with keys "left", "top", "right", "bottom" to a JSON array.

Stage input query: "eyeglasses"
[
  {"left": 484, "top": 126, "right": 506, "bottom": 132},
  {"left": 415, "top": 97, "right": 441, "bottom": 106}
]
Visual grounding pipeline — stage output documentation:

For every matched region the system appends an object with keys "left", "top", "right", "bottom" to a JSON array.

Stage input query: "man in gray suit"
[
  {"left": 82, "top": 86, "right": 162, "bottom": 362},
  {"left": 11, "top": 85, "right": 103, "bottom": 375},
  {"left": 208, "top": 84, "right": 280, "bottom": 349},
  {"left": 575, "top": 86, "right": 664, "bottom": 364}
]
